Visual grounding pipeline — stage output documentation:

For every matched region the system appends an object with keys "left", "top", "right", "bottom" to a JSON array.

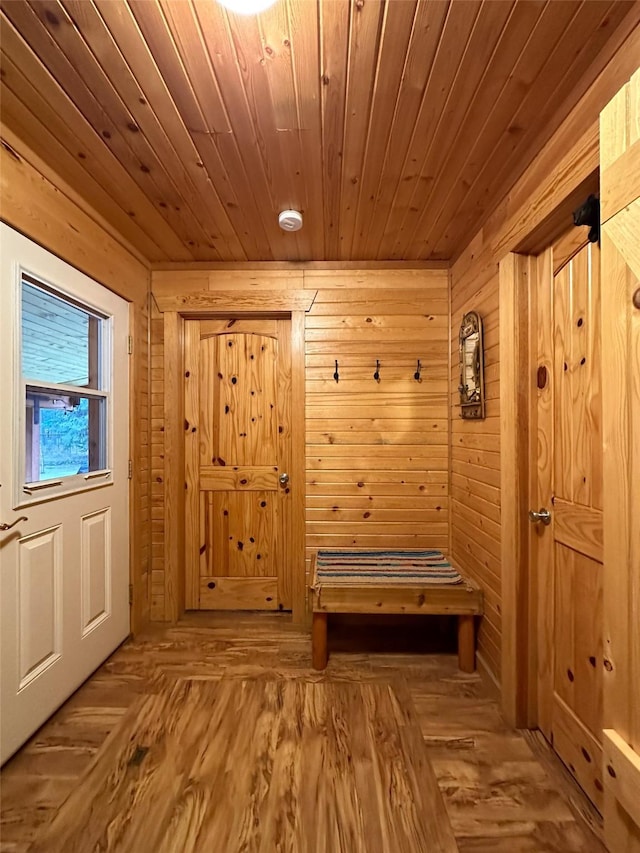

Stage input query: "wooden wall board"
[
  {"left": 150, "top": 302, "right": 166, "bottom": 621},
  {"left": 301, "top": 265, "right": 449, "bottom": 603},
  {"left": 162, "top": 311, "right": 185, "bottom": 623},
  {"left": 129, "top": 296, "right": 151, "bottom": 632},
  {"left": 152, "top": 269, "right": 305, "bottom": 296},
  {"left": 154, "top": 289, "right": 317, "bottom": 314},
  {"left": 0, "top": 130, "right": 148, "bottom": 301},
  {"left": 450, "top": 252, "right": 501, "bottom": 683},
  {"left": 290, "top": 311, "right": 307, "bottom": 623}
]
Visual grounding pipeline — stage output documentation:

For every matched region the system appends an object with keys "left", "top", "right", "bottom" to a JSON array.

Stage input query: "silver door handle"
[
  {"left": 0, "top": 516, "right": 28, "bottom": 531},
  {"left": 279, "top": 473, "right": 289, "bottom": 486},
  {"left": 528, "top": 508, "right": 551, "bottom": 526}
]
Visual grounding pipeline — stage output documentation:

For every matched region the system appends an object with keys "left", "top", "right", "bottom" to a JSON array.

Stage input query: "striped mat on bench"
[{"left": 316, "top": 550, "right": 463, "bottom": 586}]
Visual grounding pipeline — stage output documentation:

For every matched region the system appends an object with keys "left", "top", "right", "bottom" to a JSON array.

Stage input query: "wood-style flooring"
[{"left": 0, "top": 613, "right": 605, "bottom": 853}]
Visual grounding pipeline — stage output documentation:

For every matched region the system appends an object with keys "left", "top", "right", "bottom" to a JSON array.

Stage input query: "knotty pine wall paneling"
[
  {"left": 0, "top": 128, "right": 152, "bottom": 631},
  {"left": 450, "top": 251, "right": 502, "bottom": 684},
  {"left": 150, "top": 299, "right": 166, "bottom": 620},
  {"left": 304, "top": 272, "right": 450, "bottom": 592},
  {"left": 449, "top": 25, "right": 640, "bottom": 710},
  {"left": 149, "top": 265, "right": 450, "bottom": 621}
]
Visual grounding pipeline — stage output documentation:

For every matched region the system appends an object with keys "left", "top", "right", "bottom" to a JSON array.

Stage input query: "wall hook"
[
  {"left": 414, "top": 359, "right": 422, "bottom": 381},
  {"left": 373, "top": 359, "right": 380, "bottom": 382},
  {"left": 333, "top": 359, "right": 339, "bottom": 383}
]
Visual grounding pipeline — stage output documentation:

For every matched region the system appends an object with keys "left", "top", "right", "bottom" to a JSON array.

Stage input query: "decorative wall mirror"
[{"left": 458, "top": 311, "right": 485, "bottom": 419}]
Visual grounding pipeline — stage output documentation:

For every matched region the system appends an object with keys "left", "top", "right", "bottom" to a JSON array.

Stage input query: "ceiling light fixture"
[
  {"left": 278, "top": 210, "right": 303, "bottom": 232},
  {"left": 217, "top": 0, "right": 277, "bottom": 15}
]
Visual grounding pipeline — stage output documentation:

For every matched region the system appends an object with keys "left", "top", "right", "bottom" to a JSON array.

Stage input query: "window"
[{"left": 21, "top": 275, "right": 111, "bottom": 492}]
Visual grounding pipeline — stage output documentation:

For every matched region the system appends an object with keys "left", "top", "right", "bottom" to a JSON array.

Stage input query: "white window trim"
[{"left": 15, "top": 266, "right": 116, "bottom": 508}]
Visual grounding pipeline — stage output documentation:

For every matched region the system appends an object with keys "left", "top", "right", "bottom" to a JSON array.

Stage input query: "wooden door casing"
[
  {"left": 535, "top": 239, "right": 604, "bottom": 810},
  {"left": 184, "top": 318, "right": 292, "bottom": 611}
]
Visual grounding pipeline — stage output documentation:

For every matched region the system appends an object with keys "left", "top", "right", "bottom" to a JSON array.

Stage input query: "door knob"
[
  {"left": 279, "top": 473, "right": 289, "bottom": 486},
  {"left": 0, "top": 516, "right": 28, "bottom": 531},
  {"left": 528, "top": 508, "right": 551, "bottom": 526}
]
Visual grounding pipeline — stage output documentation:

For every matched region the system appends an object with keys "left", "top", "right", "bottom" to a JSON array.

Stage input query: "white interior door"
[{"left": 0, "top": 225, "right": 130, "bottom": 765}]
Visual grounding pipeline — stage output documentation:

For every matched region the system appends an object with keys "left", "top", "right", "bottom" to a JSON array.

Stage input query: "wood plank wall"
[
  {"left": 0, "top": 128, "right": 152, "bottom": 630},
  {"left": 450, "top": 250, "right": 501, "bottom": 682},
  {"left": 449, "top": 23, "right": 640, "bottom": 689},
  {"left": 149, "top": 266, "right": 449, "bottom": 621},
  {"left": 150, "top": 299, "right": 166, "bottom": 621},
  {"left": 303, "top": 270, "right": 450, "bottom": 592}
]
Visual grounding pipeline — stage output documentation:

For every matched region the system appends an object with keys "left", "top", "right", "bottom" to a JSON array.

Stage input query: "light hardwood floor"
[{"left": 0, "top": 613, "right": 605, "bottom": 852}]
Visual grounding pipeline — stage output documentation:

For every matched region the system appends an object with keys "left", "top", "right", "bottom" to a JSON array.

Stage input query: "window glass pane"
[
  {"left": 21, "top": 279, "right": 102, "bottom": 389},
  {"left": 25, "top": 388, "right": 106, "bottom": 483}
]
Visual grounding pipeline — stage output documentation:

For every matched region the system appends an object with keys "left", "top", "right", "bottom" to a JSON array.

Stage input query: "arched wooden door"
[{"left": 183, "top": 318, "right": 292, "bottom": 611}]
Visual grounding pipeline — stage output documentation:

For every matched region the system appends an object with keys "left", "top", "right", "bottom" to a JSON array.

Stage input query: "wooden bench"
[{"left": 310, "top": 550, "right": 483, "bottom": 673}]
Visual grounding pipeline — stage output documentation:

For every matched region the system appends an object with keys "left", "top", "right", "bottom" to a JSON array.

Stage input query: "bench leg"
[
  {"left": 457, "top": 615, "right": 475, "bottom": 673},
  {"left": 312, "top": 612, "right": 328, "bottom": 670}
]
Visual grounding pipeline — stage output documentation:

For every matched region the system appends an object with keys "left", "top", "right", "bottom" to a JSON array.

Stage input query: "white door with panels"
[{"left": 0, "top": 224, "right": 130, "bottom": 764}]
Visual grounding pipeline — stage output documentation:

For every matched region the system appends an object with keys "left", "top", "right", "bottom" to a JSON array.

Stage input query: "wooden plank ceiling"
[{"left": 0, "top": 0, "right": 637, "bottom": 263}]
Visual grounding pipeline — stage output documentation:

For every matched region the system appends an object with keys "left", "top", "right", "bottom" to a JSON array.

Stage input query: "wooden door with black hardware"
[
  {"left": 535, "top": 238, "right": 604, "bottom": 810},
  {"left": 184, "top": 318, "right": 292, "bottom": 611}
]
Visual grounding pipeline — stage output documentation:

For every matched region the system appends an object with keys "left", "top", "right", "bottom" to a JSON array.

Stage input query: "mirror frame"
[{"left": 458, "top": 310, "right": 486, "bottom": 420}]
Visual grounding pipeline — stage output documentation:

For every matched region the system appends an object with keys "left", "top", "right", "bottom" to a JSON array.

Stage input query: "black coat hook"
[
  {"left": 333, "top": 359, "right": 339, "bottom": 383},
  {"left": 373, "top": 359, "right": 380, "bottom": 382},
  {"left": 414, "top": 359, "right": 422, "bottom": 381}
]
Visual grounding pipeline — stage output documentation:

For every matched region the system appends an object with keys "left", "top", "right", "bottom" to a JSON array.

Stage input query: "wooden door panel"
[
  {"left": 553, "top": 245, "right": 601, "bottom": 507},
  {"left": 552, "top": 498, "right": 602, "bottom": 562},
  {"left": 202, "top": 491, "right": 276, "bottom": 579},
  {"left": 552, "top": 695, "right": 603, "bottom": 810},
  {"left": 202, "top": 334, "right": 278, "bottom": 468},
  {"left": 199, "top": 467, "right": 279, "bottom": 490},
  {"left": 199, "top": 577, "right": 279, "bottom": 610},
  {"left": 553, "top": 261, "right": 573, "bottom": 500},
  {"left": 185, "top": 318, "right": 290, "bottom": 611},
  {"left": 537, "top": 239, "right": 604, "bottom": 810},
  {"left": 553, "top": 543, "right": 602, "bottom": 735}
]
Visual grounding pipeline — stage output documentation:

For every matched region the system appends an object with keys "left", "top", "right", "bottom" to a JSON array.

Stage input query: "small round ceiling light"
[
  {"left": 278, "top": 209, "right": 303, "bottom": 232},
  {"left": 217, "top": 0, "right": 277, "bottom": 14}
]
